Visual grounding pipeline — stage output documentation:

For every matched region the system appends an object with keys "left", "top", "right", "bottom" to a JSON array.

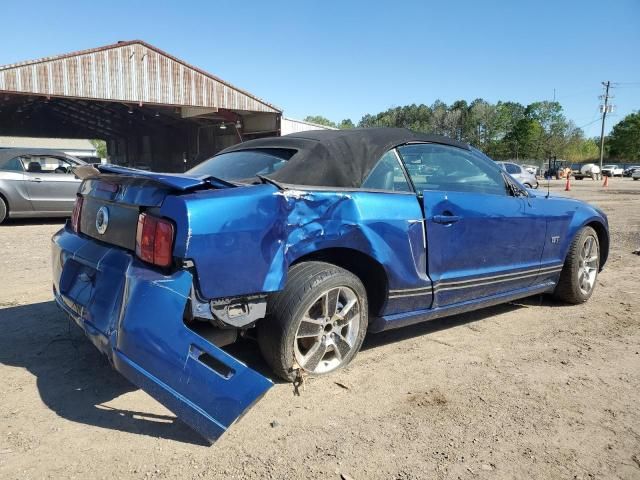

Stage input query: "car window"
[
  {"left": 505, "top": 163, "right": 521, "bottom": 174},
  {"left": 362, "top": 150, "right": 412, "bottom": 192},
  {"left": 0, "top": 156, "right": 25, "bottom": 172},
  {"left": 397, "top": 143, "right": 508, "bottom": 196},
  {"left": 22, "top": 156, "right": 76, "bottom": 174},
  {"left": 188, "top": 148, "right": 295, "bottom": 181}
]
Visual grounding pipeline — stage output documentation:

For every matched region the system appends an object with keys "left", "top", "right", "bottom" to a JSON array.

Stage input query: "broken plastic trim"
[{"left": 210, "top": 295, "right": 268, "bottom": 328}]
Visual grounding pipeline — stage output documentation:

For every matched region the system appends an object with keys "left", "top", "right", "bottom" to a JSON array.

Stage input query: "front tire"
[
  {"left": 553, "top": 226, "right": 600, "bottom": 304},
  {"left": 258, "top": 261, "right": 368, "bottom": 381}
]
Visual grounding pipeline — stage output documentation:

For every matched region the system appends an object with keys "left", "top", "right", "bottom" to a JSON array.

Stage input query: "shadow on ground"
[
  {"left": 0, "top": 301, "right": 209, "bottom": 446},
  {"left": 363, "top": 294, "right": 553, "bottom": 350},
  {"left": 1, "top": 294, "right": 559, "bottom": 444}
]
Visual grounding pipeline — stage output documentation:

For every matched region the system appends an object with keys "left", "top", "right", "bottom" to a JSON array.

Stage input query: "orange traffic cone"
[
  {"left": 565, "top": 176, "right": 571, "bottom": 191},
  {"left": 603, "top": 175, "right": 609, "bottom": 188}
]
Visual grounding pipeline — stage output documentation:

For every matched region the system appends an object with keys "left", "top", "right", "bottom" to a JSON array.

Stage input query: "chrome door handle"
[{"left": 433, "top": 214, "right": 460, "bottom": 224}]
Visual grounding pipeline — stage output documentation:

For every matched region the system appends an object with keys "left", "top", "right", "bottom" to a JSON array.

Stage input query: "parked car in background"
[
  {"left": 632, "top": 170, "right": 640, "bottom": 181},
  {"left": 571, "top": 163, "right": 601, "bottom": 180},
  {"left": 521, "top": 164, "right": 540, "bottom": 177},
  {"left": 0, "top": 149, "right": 86, "bottom": 224},
  {"left": 52, "top": 128, "right": 608, "bottom": 443},
  {"left": 496, "top": 161, "right": 539, "bottom": 188},
  {"left": 602, "top": 165, "right": 624, "bottom": 177},
  {"left": 623, "top": 165, "right": 640, "bottom": 177}
]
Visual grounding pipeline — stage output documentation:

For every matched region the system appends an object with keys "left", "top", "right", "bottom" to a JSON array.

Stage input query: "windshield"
[{"left": 187, "top": 148, "right": 296, "bottom": 181}]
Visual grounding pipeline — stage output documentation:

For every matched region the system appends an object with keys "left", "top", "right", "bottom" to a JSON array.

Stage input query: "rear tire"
[
  {"left": 0, "top": 197, "right": 7, "bottom": 224},
  {"left": 553, "top": 226, "right": 600, "bottom": 304},
  {"left": 258, "top": 261, "right": 368, "bottom": 381}
]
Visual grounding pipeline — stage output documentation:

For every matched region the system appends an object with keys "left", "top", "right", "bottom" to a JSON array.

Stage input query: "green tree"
[
  {"left": 503, "top": 118, "right": 544, "bottom": 160},
  {"left": 303, "top": 115, "right": 338, "bottom": 128},
  {"left": 312, "top": 97, "right": 599, "bottom": 162},
  {"left": 563, "top": 133, "right": 599, "bottom": 162},
  {"left": 465, "top": 99, "right": 496, "bottom": 148},
  {"left": 90, "top": 139, "right": 107, "bottom": 158},
  {"left": 338, "top": 119, "right": 355, "bottom": 129},
  {"left": 524, "top": 101, "right": 569, "bottom": 159},
  {"left": 608, "top": 112, "right": 640, "bottom": 161}
]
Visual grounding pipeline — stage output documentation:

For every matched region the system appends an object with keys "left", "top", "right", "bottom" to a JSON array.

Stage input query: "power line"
[{"left": 577, "top": 117, "right": 602, "bottom": 130}]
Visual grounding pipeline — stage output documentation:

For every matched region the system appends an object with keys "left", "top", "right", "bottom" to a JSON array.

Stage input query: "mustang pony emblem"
[{"left": 95, "top": 206, "right": 110, "bottom": 234}]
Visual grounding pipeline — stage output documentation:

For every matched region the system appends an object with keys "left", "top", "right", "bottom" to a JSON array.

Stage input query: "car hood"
[{"left": 537, "top": 191, "right": 608, "bottom": 221}]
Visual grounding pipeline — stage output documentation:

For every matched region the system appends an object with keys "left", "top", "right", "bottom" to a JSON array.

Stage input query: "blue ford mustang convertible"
[{"left": 52, "top": 128, "right": 609, "bottom": 442}]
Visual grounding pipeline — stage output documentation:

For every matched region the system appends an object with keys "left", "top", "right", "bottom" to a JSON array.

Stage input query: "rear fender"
[{"left": 162, "top": 187, "right": 427, "bottom": 310}]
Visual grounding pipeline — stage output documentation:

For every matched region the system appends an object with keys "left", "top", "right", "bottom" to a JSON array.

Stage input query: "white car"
[
  {"left": 632, "top": 170, "right": 640, "bottom": 181},
  {"left": 602, "top": 165, "right": 624, "bottom": 177},
  {"left": 521, "top": 164, "right": 539, "bottom": 176}
]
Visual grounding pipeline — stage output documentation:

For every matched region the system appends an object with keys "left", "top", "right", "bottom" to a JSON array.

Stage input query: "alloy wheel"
[
  {"left": 293, "top": 286, "right": 361, "bottom": 374},
  {"left": 578, "top": 235, "right": 599, "bottom": 295}
]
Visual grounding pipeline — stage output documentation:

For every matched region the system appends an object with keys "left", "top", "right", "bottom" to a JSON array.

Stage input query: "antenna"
[{"left": 545, "top": 156, "right": 554, "bottom": 198}]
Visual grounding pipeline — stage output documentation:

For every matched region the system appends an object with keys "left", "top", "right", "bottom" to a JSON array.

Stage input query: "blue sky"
[{"left": 2, "top": 0, "right": 639, "bottom": 136}]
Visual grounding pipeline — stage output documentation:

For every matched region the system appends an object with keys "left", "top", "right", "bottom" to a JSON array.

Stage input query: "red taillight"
[
  {"left": 135, "top": 213, "right": 175, "bottom": 267},
  {"left": 71, "top": 196, "right": 83, "bottom": 233}
]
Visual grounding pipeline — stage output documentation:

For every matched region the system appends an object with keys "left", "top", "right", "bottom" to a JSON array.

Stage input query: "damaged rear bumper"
[{"left": 51, "top": 225, "right": 272, "bottom": 443}]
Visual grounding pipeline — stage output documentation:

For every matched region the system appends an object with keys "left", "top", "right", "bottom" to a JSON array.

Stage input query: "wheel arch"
[
  {"left": 0, "top": 190, "right": 9, "bottom": 220},
  {"left": 290, "top": 247, "right": 389, "bottom": 317},
  {"left": 585, "top": 220, "right": 609, "bottom": 270}
]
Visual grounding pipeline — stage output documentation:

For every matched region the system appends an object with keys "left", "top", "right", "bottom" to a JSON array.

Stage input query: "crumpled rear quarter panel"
[{"left": 163, "top": 186, "right": 427, "bottom": 310}]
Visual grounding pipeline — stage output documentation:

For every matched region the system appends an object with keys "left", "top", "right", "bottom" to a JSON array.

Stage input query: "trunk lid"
[{"left": 78, "top": 167, "right": 233, "bottom": 251}]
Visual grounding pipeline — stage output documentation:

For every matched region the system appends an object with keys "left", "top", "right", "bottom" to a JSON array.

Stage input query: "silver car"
[
  {"left": 496, "top": 161, "right": 539, "bottom": 189},
  {"left": 0, "top": 148, "right": 85, "bottom": 224}
]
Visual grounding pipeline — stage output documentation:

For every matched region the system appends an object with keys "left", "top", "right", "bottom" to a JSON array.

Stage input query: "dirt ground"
[{"left": 1, "top": 179, "right": 639, "bottom": 480}]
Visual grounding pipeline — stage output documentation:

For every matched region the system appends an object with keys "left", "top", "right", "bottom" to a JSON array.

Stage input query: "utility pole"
[{"left": 598, "top": 81, "right": 613, "bottom": 169}]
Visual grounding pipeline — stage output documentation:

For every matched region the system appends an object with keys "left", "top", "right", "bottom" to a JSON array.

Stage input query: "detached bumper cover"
[{"left": 52, "top": 226, "right": 272, "bottom": 443}]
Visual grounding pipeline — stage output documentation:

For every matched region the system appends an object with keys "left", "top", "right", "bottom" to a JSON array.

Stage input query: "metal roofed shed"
[{"left": 0, "top": 40, "right": 282, "bottom": 172}]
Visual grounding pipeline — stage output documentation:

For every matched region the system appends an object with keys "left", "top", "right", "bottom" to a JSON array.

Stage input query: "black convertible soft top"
[{"left": 219, "top": 128, "right": 469, "bottom": 188}]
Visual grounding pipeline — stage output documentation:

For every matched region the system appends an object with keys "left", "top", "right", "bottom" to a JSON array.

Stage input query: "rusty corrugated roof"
[{"left": 0, "top": 40, "right": 280, "bottom": 113}]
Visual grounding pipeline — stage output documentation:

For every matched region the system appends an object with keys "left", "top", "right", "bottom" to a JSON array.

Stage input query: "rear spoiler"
[{"left": 73, "top": 164, "right": 236, "bottom": 191}]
